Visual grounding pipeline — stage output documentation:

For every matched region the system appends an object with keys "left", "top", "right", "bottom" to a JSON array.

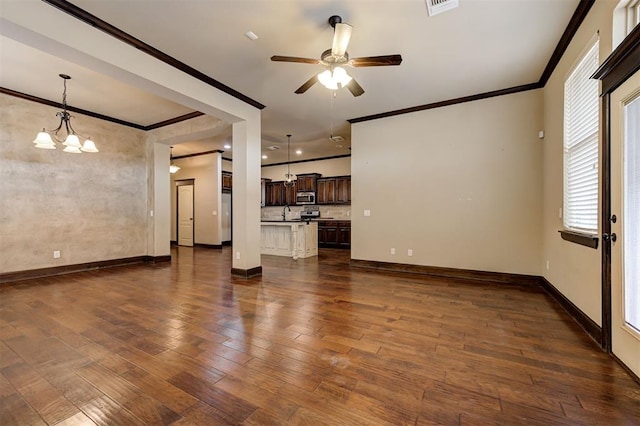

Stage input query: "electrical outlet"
[
  {"left": 150, "top": 210, "right": 154, "bottom": 217},
  {"left": 390, "top": 248, "right": 395, "bottom": 255},
  {"left": 407, "top": 249, "right": 413, "bottom": 257},
  {"left": 364, "top": 209, "right": 371, "bottom": 217},
  {"left": 546, "top": 260, "right": 550, "bottom": 270},
  {"left": 53, "top": 250, "right": 61, "bottom": 259},
  {"left": 236, "top": 251, "right": 240, "bottom": 260}
]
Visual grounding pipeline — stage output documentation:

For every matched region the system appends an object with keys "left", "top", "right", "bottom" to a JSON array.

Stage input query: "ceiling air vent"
[
  {"left": 266, "top": 145, "right": 280, "bottom": 151},
  {"left": 425, "top": 0, "right": 458, "bottom": 16}
]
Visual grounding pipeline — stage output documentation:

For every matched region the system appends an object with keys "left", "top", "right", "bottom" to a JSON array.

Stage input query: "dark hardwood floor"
[{"left": 1, "top": 247, "right": 638, "bottom": 425}]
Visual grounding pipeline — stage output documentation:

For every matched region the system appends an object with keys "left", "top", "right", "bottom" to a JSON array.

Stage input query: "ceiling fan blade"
[
  {"left": 346, "top": 78, "right": 364, "bottom": 97},
  {"left": 350, "top": 55, "right": 403, "bottom": 67},
  {"left": 295, "top": 75, "right": 319, "bottom": 94},
  {"left": 271, "top": 55, "right": 320, "bottom": 65},
  {"left": 331, "top": 23, "right": 352, "bottom": 57}
]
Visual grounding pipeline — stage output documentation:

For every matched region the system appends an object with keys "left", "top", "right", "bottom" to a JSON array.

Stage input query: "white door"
[
  {"left": 221, "top": 192, "right": 232, "bottom": 243},
  {"left": 178, "top": 184, "right": 194, "bottom": 247},
  {"left": 610, "top": 69, "right": 640, "bottom": 377}
]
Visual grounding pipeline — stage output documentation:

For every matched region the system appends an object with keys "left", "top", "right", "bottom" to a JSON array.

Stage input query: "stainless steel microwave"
[{"left": 296, "top": 192, "right": 316, "bottom": 205}]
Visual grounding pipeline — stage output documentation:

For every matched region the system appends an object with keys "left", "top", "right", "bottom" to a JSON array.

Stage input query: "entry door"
[
  {"left": 178, "top": 184, "right": 194, "bottom": 246},
  {"left": 610, "top": 69, "right": 640, "bottom": 377}
]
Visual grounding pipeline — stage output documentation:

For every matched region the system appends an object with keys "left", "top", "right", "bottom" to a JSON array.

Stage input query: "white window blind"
[
  {"left": 624, "top": 95, "right": 639, "bottom": 332},
  {"left": 563, "top": 40, "right": 600, "bottom": 233}
]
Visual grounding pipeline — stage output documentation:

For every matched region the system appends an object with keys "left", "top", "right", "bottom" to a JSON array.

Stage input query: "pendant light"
[
  {"left": 284, "top": 134, "right": 295, "bottom": 186},
  {"left": 169, "top": 146, "right": 180, "bottom": 174},
  {"left": 33, "top": 74, "right": 98, "bottom": 153}
]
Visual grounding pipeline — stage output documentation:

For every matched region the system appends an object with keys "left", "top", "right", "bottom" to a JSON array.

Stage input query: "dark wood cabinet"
[
  {"left": 317, "top": 220, "right": 350, "bottom": 249},
  {"left": 284, "top": 182, "right": 297, "bottom": 205},
  {"left": 296, "top": 173, "right": 321, "bottom": 192},
  {"left": 338, "top": 221, "right": 351, "bottom": 248},
  {"left": 263, "top": 174, "right": 350, "bottom": 206},
  {"left": 317, "top": 178, "right": 336, "bottom": 204},
  {"left": 336, "top": 176, "right": 351, "bottom": 204},
  {"left": 264, "top": 181, "right": 298, "bottom": 206},
  {"left": 222, "top": 172, "right": 232, "bottom": 192},
  {"left": 265, "top": 181, "right": 285, "bottom": 206},
  {"left": 317, "top": 176, "right": 350, "bottom": 204}
]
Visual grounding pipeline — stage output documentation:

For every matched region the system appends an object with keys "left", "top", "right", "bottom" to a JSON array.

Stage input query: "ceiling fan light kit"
[
  {"left": 33, "top": 74, "right": 98, "bottom": 153},
  {"left": 271, "top": 15, "right": 402, "bottom": 96}
]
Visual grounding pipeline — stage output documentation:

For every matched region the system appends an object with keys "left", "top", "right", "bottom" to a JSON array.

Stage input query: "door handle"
[{"left": 602, "top": 233, "right": 617, "bottom": 242}]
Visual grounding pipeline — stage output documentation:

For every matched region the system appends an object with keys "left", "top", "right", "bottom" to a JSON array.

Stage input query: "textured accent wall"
[{"left": 0, "top": 94, "right": 148, "bottom": 273}]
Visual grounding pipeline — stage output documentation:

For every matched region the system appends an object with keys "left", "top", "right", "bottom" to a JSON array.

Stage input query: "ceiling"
[{"left": 0, "top": 0, "right": 580, "bottom": 164}]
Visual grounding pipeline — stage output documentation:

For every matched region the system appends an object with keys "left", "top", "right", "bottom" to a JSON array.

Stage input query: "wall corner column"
[
  {"left": 149, "top": 142, "right": 171, "bottom": 258},
  {"left": 231, "top": 116, "right": 262, "bottom": 277}
]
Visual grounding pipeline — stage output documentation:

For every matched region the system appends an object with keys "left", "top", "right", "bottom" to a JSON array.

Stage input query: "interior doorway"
[{"left": 176, "top": 180, "right": 195, "bottom": 247}]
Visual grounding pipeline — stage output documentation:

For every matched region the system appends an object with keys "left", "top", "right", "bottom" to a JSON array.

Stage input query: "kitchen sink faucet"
[{"left": 282, "top": 205, "right": 291, "bottom": 220}]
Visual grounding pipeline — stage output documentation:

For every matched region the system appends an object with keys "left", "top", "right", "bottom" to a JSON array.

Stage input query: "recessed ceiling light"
[
  {"left": 262, "top": 154, "right": 268, "bottom": 159},
  {"left": 223, "top": 144, "right": 231, "bottom": 149},
  {"left": 245, "top": 31, "right": 258, "bottom": 40},
  {"left": 295, "top": 149, "right": 302, "bottom": 155}
]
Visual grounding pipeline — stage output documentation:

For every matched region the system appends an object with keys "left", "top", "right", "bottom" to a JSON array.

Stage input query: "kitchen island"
[{"left": 260, "top": 220, "right": 318, "bottom": 259}]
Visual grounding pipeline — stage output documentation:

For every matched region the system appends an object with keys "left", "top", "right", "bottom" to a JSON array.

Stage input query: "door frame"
[
  {"left": 175, "top": 179, "right": 195, "bottom": 247},
  {"left": 593, "top": 26, "right": 640, "bottom": 353}
]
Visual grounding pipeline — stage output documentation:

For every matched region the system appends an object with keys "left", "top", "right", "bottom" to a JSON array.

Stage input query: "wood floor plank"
[
  {"left": 79, "top": 395, "right": 145, "bottom": 426},
  {"left": 168, "top": 371, "right": 256, "bottom": 423},
  {"left": 0, "top": 392, "right": 47, "bottom": 426},
  {"left": 0, "top": 246, "right": 637, "bottom": 424}
]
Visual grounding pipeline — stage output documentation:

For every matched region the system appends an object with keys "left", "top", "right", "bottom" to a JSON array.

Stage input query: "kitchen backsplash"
[{"left": 261, "top": 205, "right": 351, "bottom": 220}]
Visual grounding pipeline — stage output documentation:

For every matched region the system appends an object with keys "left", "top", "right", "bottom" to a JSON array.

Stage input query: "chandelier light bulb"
[
  {"left": 63, "top": 134, "right": 81, "bottom": 147},
  {"left": 318, "top": 67, "right": 352, "bottom": 90},
  {"left": 81, "top": 139, "right": 99, "bottom": 153},
  {"left": 63, "top": 145, "right": 82, "bottom": 154},
  {"left": 33, "top": 130, "right": 56, "bottom": 149}
]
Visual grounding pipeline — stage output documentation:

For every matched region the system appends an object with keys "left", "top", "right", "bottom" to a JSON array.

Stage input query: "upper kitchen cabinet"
[
  {"left": 317, "top": 178, "right": 336, "bottom": 204},
  {"left": 285, "top": 182, "right": 298, "bottom": 205},
  {"left": 296, "top": 173, "right": 321, "bottom": 192},
  {"left": 265, "top": 181, "right": 285, "bottom": 206},
  {"left": 336, "top": 176, "right": 351, "bottom": 204},
  {"left": 317, "top": 176, "right": 351, "bottom": 205}
]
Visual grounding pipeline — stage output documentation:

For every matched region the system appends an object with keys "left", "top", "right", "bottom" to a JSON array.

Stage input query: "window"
[
  {"left": 613, "top": 0, "right": 640, "bottom": 48},
  {"left": 563, "top": 39, "right": 599, "bottom": 233}
]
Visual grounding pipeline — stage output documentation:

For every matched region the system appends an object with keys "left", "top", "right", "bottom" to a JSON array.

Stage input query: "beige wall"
[
  {"left": 0, "top": 94, "right": 148, "bottom": 273},
  {"left": 261, "top": 156, "right": 351, "bottom": 181},
  {"left": 541, "top": 0, "right": 617, "bottom": 326},
  {"left": 351, "top": 90, "right": 543, "bottom": 275},
  {"left": 170, "top": 153, "right": 222, "bottom": 245}
]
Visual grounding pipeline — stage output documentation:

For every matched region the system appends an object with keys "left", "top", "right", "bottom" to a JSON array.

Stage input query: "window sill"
[{"left": 559, "top": 230, "right": 599, "bottom": 249}]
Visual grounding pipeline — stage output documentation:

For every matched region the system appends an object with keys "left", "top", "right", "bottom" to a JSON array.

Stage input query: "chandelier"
[
  {"left": 33, "top": 74, "right": 98, "bottom": 153},
  {"left": 284, "top": 134, "right": 295, "bottom": 186}
]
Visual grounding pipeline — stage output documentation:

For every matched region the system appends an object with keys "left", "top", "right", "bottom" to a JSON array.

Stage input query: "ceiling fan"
[{"left": 271, "top": 15, "right": 402, "bottom": 97}]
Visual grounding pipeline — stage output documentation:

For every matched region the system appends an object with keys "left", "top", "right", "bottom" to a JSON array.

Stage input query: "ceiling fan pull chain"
[{"left": 330, "top": 90, "right": 335, "bottom": 137}]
